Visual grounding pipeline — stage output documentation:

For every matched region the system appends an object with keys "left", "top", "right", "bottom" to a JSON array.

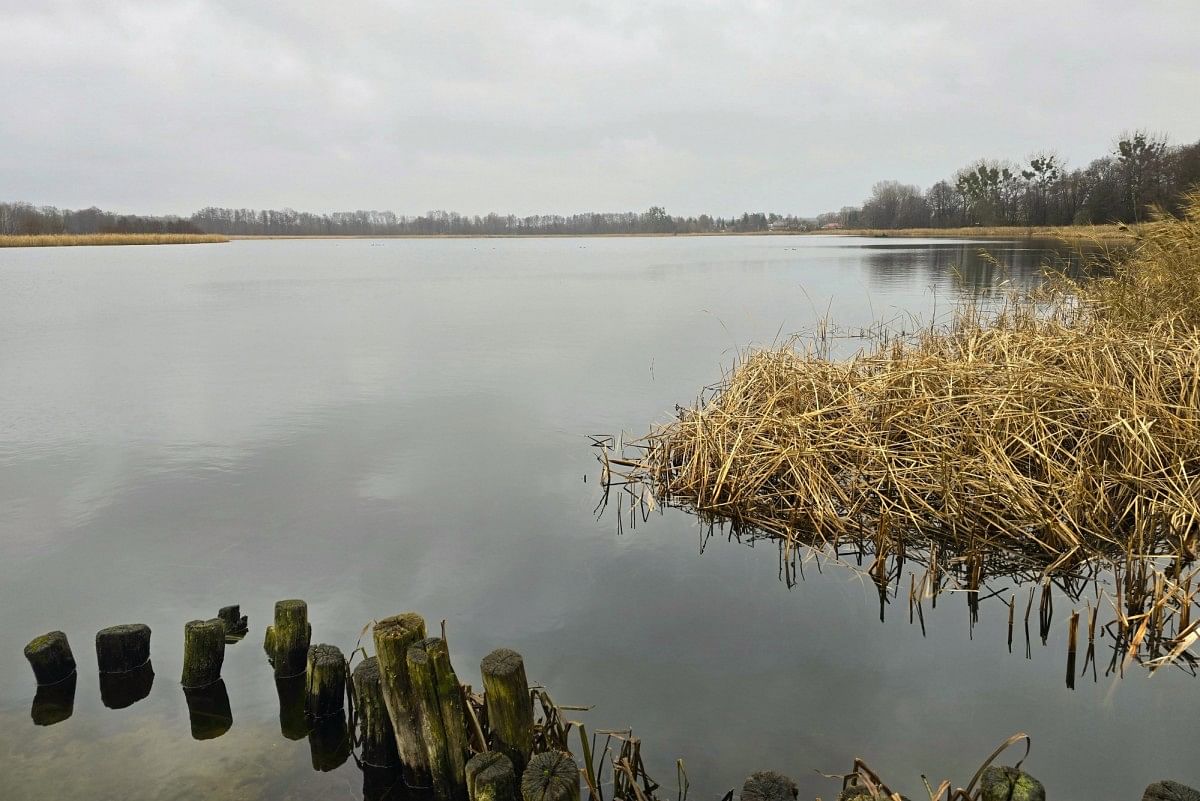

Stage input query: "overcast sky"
[{"left": 2, "top": 0, "right": 1198, "bottom": 217}]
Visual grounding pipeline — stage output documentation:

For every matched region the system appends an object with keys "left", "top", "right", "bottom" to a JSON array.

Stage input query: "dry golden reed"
[
  {"left": 0, "top": 233, "right": 228, "bottom": 247},
  {"left": 612, "top": 194, "right": 1200, "bottom": 667}
]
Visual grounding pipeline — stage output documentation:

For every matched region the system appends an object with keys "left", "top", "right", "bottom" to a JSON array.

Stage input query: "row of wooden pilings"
[{"left": 24, "top": 600, "right": 580, "bottom": 801}]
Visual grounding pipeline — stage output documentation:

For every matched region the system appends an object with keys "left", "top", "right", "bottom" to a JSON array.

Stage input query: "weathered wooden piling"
[
  {"left": 24, "top": 631, "right": 76, "bottom": 686},
  {"left": 742, "top": 771, "right": 798, "bottom": 801},
  {"left": 95, "top": 623, "right": 151, "bottom": 673},
  {"left": 308, "top": 713, "right": 352, "bottom": 772},
  {"left": 276, "top": 674, "right": 310, "bottom": 740},
  {"left": 520, "top": 751, "right": 579, "bottom": 801},
  {"left": 218, "top": 604, "right": 248, "bottom": 638},
  {"left": 467, "top": 751, "right": 518, "bottom": 801},
  {"left": 268, "top": 599, "right": 311, "bottom": 678},
  {"left": 408, "top": 637, "right": 470, "bottom": 801},
  {"left": 305, "top": 643, "right": 347, "bottom": 719},
  {"left": 181, "top": 618, "right": 226, "bottom": 688},
  {"left": 980, "top": 766, "right": 1045, "bottom": 801},
  {"left": 99, "top": 660, "right": 155, "bottom": 709},
  {"left": 373, "top": 612, "right": 430, "bottom": 782},
  {"left": 352, "top": 656, "right": 400, "bottom": 768},
  {"left": 481, "top": 648, "right": 534, "bottom": 773},
  {"left": 184, "top": 679, "right": 233, "bottom": 740},
  {"left": 30, "top": 671, "right": 76, "bottom": 726}
]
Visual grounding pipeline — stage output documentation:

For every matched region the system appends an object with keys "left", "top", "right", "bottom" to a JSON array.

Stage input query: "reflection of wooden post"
[
  {"left": 96, "top": 624, "right": 151, "bottom": 673},
  {"left": 184, "top": 679, "right": 233, "bottom": 740},
  {"left": 373, "top": 613, "right": 430, "bottom": 783},
  {"left": 521, "top": 751, "right": 579, "bottom": 801},
  {"left": 181, "top": 619, "right": 225, "bottom": 688},
  {"left": 270, "top": 599, "right": 311, "bottom": 677},
  {"left": 305, "top": 643, "right": 347, "bottom": 719},
  {"left": 100, "top": 661, "right": 155, "bottom": 709},
  {"left": 468, "top": 751, "right": 518, "bottom": 801},
  {"left": 309, "top": 713, "right": 352, "bottom": 772},
  {"left": 24, "top": 631, "right": 76, "bottom": 686},
  {"left": 481, "top": 648, "right": 534, "bottom": 773},
  {"left": 275, "top": 674, "right": 309, "bottom": 740},
  {"left": 353, "top": 656, "right": 400, "bottom": 768},
  {"left": 31, "top": 672, "right": 77, "bottom": 726},
  {"left": 408, "top": 637, "right": 469, "bottom": 801}
]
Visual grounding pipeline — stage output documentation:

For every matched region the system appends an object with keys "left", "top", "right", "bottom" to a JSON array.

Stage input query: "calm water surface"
[{"left": 0, "top": 237, "right": 1194, "bottom": 801}]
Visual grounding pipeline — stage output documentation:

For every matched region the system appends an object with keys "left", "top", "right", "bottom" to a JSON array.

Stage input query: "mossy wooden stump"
[
  {"left": 481, "top": 648, "right": 534, "bottom": 774},
  {"left": 353, "top": 656, "right": 400, "bottom": 767},
  {"left": 95, "top": 623, "right": 151, "bottom": 673},
  {"left": 266, "top": 599, "right": 311, "bottom": 678},
  {"left": 980, "top": 767, "right": 1045, "bottom": 801},
  {"left": 521, "top": 751, "right": 579, "bottom": 801},
  {"left": 305, "top": 643, "right": 347, "bottom": 719},
  {"left": 408, "top": 637, "right": 470, "bottom": 801},
  {"left": 467, "top": 751, "right": 518, "bottom": 801},
  {"left": 218, "top": 604, "right": 248, "bottom": 638},
  {"left": 373, "top": 612, "right": 430, "bottom": 783},
  {"left": 24, "top": 631, "right": 76, "bottom": 686},
  {"left": 181, "top": 618, "right": 226, "bottom": 688},
  {"left": 31, "top": 672, "right": 76, "bottom": 726},
  {"left": 743, "top": 772, "right": 798, "bottom": 801}
]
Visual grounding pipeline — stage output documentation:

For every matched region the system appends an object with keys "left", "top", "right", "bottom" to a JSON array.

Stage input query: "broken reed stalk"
[{"left": 612, "top": 195, "right": 1200, "bottom": 669}]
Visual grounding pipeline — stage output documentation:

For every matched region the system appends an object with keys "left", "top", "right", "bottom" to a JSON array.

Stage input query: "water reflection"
[
  {"left": 99, "top": 660, "right": 155, "bottom": 709},
  {"left": 362, "top": 765, "right": 409, "bottom": 801},
  {"left": 276, "top": 674, "right": 310, "bottom": 740},
  {"left": 30, "top": 672, "right": 76, "bottom": 726},
  {"left": 308, "top": 713, "right": 351, "bottom": 772},
  {"left": 184, "top": 680, "right": 233, "bottom": 740}
]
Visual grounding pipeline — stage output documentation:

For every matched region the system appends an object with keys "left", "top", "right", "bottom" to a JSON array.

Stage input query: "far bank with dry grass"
[
  {"left": 811, "top": 223, "right": 1130, "bottom": 241},
  {"left": 0, "top": 233, "right": 229, "bottom": 248}
]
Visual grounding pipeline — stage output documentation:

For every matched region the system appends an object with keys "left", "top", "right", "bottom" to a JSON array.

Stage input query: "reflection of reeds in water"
[{"left": 600, "top": 196, "right": 1200, "bottom": 676}]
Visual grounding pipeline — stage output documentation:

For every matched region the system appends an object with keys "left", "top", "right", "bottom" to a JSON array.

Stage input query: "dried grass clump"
[{"left": 625, "top": 195, "right": 1200, "bottom": 576}]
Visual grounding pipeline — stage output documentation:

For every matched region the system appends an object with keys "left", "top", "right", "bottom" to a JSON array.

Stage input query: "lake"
[{"left": 0, "top": 236, "right": 1194, "bottom": 801}]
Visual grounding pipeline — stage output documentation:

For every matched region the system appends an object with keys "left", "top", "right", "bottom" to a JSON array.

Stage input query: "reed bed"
[
  {"left": 816, "top": 223, "right": 1128, "bottom": 241},
  {"left": 0, "top": 233, "right": 228, "bottom": 247},
  {"left": 608, "top": 195, "right": 1200, "bottom": 669}
]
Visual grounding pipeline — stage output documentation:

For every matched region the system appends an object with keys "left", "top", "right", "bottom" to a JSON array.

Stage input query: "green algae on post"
[
  {"left": 352, "top": 656, "right": 399, "bottom": 768},
  {"left": 481, "top": 648, "right": 535, "bottom": 774},
  {"left": 467, "top": 751, "right": 518, "bottom": 801},
  {"left": 408, "top": 636, "right": 470, "bottom": 801},
  {"left": 304, "top": 643, "right": 347, "bottom": 719},
  {"left": 181, "top": 619, "right": 225, "bottom": 688},
  {"left": 24, "top": 631, "right": 76, "bottom": 686},
  {"left": 520, "top": 751, "right": 579, "bottom": 801},
  {"left": 269, "top": 599, "right": 311, "bottom": 678},
  {"left": 373, "top": 612, "right": 430, "bottom": 783}
]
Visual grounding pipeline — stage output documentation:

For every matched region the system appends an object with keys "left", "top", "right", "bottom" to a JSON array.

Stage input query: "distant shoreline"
[{"left": 0, "top": 233, "right": 229, "bottom": 248}]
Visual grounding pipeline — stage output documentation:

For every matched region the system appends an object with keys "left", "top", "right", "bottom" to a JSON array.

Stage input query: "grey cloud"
[{"left": 1, "top": 0, "right": 1198, "bottom": 216}]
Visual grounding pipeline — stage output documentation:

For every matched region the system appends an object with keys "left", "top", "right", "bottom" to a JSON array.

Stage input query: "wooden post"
[
  {"left": 352, "top": 656, "right": 400, "bottom": 768},
  {"left": 217, "top": 605, "right": 248, "bottom": 638},
  {"left": 407, "top": 637, "right": 470, "bottom": 801},
  {"left": 95, "top": 624, "right": 151, "bottom": 673},
  {"left": 24, "top": 631, "right": 76, "bottom": 686},
  {"left": 100, "top": 661, "right": 155, "bottom": 709},
  {"left": 481, "top": 648, "right": 534, "bottom": 773},
  {"left": 305, "top": 643, "right": 347, "bottom": 719},
  {"left": 308, "top": 713, "right": 352, "bottom": 772},
  {"left": 373, "top": 612, "right": 430, "bottom": 783},
  {"left": 521, "top": 751, "right": 579, "bottom": 801},
  {"left": 468, "top": 751, "right": 518, "bottom": 801},
  {"left": 181, "top": 618, "right": 225, "bottom": 688},
  {"left": 270, "top": 599, "right": 311, "bottom": 677},
  {"left": 30, "top": 672, "right": 76, "bottom": 726},
  {"left": 362, "top": 766, "right": 404, "bottom": 801},
  {"left": 742, "top": 772, "right": 798, "bottom": 801},
  {"left": 184, "top": 679, "right": 233, "bottom": 740},
  {"left": 275, "top": 674, "right": 310, "bottom": 740}
]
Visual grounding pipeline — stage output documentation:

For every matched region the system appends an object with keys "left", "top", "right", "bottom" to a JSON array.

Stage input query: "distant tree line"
[
  {"left": 818, "top": 130, "right": 1200, "bottom": 229},
  {"left": 0, "top": 202, "right": 203, "bottom": 235}
]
